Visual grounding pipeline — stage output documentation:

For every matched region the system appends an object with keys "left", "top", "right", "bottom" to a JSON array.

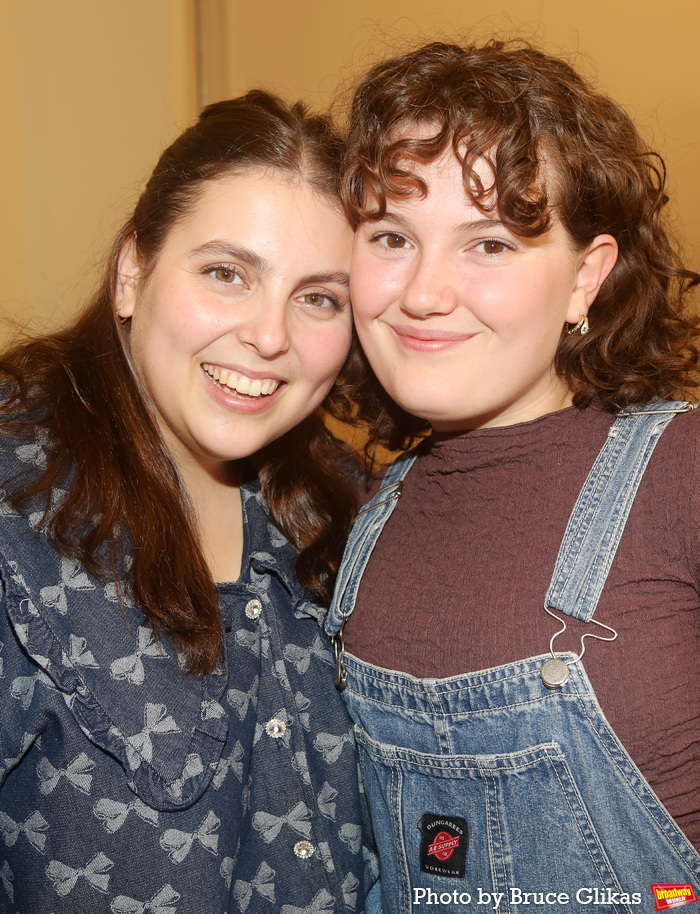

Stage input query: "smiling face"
[
  {"left": 116, "top": 169, "right": 353, "bottom": 476},
  {"left": 351, "top": 151, "right": 616, "bottom": 431}
]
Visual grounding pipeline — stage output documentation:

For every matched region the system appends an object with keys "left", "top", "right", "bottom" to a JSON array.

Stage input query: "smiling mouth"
[
  {"left": 391, "top": 326, "right": 475, "bottom": 352},
  {"left": 392, "top": 324, "right": 476, "bottom": 343},
  {"left": 202, "top": 363, "right": 281, "bottom": 398}
]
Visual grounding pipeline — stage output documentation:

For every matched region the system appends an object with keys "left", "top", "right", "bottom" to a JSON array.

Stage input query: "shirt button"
[
  {"left": 265, "top": 717, "right": 287, "bottom": 738},
  {"left": 294, "top": 840, "right": 315, "bottom": 859},
  {"left": 245, "top": 598, "right": 262, "bottom": 620}
]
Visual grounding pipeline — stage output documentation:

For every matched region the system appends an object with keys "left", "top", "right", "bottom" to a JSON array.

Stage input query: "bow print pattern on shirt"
[{"left": 0, "top": 429, "right": 377, "bottom": 912}]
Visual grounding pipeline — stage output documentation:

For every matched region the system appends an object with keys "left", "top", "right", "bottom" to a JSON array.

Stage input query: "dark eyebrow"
[
  {"left": 189, "top": 244, "right": 349, "bottom": 287},
  {"left": 456, "top": 218, "right": 509, "bottom": 233},
  {"left": 298, "top": 271, "right": 350, "bottom": 289},
  {"left": 190, "top": 241, "right": 269, "bottom": 274},
  {"left": 374, "top": 212, "right": 413, "bottom": 230}
]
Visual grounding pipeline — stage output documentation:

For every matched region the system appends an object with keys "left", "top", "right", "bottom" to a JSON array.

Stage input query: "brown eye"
[
  {"left": 481, "top": 240, "right": 508, "bottom": 255},
  {"left": 385, "top": 234, "right": 407, "bottom": 249},
  {"left": 297, "top": 291, "right": 340, "bottom": 312},
  {"left": 213, "top": 267, "right": 240, "bottom": 283}
]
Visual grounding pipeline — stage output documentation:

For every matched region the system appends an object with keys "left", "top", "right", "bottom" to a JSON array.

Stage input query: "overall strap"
[
  {"left": 545, "top": 402, "right": 692, "bottom": 623},
  {"left": 325, "top": 452, "right": 416, "bottom": 638}
]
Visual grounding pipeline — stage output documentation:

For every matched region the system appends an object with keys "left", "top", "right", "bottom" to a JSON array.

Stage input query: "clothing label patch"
[
  {"left": 419, "top": 814, "right": 468, "bottom": 878},
  {"left": 651, "top": 885, "right": 698, "bottom": 911}
]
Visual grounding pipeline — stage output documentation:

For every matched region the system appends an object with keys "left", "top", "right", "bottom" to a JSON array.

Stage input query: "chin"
[{"left": 399, "top": 392, "right": 461, "bottom": 425}]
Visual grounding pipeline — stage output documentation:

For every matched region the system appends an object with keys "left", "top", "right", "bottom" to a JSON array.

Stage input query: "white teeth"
[{"left": 202, "top": 363, "right": 280, "bottom": 398}]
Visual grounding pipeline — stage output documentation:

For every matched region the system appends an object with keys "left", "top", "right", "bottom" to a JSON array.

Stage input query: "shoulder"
[
  {"left": 653, "top": 403, "right": 700, "bottom": 497},
  {"left": 631, "top": 404, "right": 700, "bottom": 544},
  {"left": 0, "top": 420, "right": 53, "bottom": 484},
  {"left": 646, "top": 402, "right": 700, "bottom": 463},
  {"left": 563, "top": 402, "right": 700, "bottom": 466},
  {"left": 658, "top": 400, "right": 700, "bottom": 435}
]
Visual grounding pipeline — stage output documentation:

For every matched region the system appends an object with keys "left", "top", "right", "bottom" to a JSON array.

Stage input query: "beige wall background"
[
  {"left": 1, "top": 0, "right": 197, "bottom": 337},
  {"left": 2, "top": 0, "right": 698, "bottom": 340}
]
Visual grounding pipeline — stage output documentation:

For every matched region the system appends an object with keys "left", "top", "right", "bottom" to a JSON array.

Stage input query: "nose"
[
  {"left": 401, "top": 251, "right": 459, "bottom": 318},
  {"left": 237, "top": 296, "right": 290, "bottom": 359}
]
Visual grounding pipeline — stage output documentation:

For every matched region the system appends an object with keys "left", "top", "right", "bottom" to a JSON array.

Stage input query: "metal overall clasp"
[
  {"left": 332, "top": 610, "right": 348, "bottom": 691},
  {"left": 540, "top": 605, "right": 618, "bottom": 689},
  {"left": 355, "top": 479, "right": 403, "bottom": 517}
]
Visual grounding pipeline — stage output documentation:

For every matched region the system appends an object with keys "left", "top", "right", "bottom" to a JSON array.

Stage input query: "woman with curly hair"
[
  {"left": 0, "top": 90, "right": 377, "bottom": 912},
  {"left": 326, "top": 40, "right": 700, "bottom": 911}
]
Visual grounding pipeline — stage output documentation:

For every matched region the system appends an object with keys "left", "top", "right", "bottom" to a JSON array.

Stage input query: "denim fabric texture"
[
  {"left": 0, "top": 428, "right": 377, "bottom": 913},
  {"left": 326, "top": 403, "right": 700, "bottom": 914}
]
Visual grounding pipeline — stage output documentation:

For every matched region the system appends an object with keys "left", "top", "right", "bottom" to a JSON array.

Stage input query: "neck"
[{"left": 174, "top": 453, "right": 245, "bottom": 585}]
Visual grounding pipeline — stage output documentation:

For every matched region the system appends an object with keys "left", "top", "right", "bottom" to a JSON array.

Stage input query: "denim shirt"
[{"left": 0, "top": 429, "right": 377, "bottom": 913}]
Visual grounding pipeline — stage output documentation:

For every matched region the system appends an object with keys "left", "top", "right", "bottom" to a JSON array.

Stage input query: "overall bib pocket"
[{"left": 355, "top": 726, "right": 635, "bottom": 914}]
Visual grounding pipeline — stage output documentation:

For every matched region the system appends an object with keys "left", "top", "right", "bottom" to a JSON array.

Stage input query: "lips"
[
  {"left": 202, "top": 363, "right": 281, "bottom": 398},
  {"left": 391, "top": 324, "right": 476, "bottom": 351}
]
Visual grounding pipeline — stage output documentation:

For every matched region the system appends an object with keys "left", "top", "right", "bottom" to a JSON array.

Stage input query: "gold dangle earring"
[{"left": 566, "top": 312, "right": 589, "bottom": 336}]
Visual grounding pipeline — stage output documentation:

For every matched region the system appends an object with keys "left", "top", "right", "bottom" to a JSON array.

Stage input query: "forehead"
[
  {"left": 141, "top": 168, "right": 352, "bottom": 286},
  {"left": 382, "top": 112, "right": 558, "bottom": 185},
  {"left": 361, "top": 146, "right": 577, "bottom": 251},
  {"left": 191, "top": 168, "right": 329, "bottom": 212},
  {"left": 398, "top": 151, "right": 485, "bottom": 202},
  {"left": 166, "top": 169, "right": 347, "bottom": 240},
  {"left": 369, "top": 130, "right": 561, "bottom": 228},
  {"left": 365, "top": 144, "right": 497, "bottom": 215}
]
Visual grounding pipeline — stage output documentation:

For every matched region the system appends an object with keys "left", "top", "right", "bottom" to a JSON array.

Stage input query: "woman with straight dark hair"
[
  {"left": 326, "top": 40, "right": 700, "bottom": 912},
  {"left": 0, "top": 90, "right": 376, "bottom": 912}
]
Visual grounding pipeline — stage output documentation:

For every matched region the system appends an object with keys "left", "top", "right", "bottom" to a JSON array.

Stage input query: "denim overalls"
[{"left": 326, "top": 404, "right": 700, "bottom": 913}]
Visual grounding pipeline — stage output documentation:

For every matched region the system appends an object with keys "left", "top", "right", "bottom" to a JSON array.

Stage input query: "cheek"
[
  {"left": 298, "top": 322, "right": 353, "bottom": 388},
  {"left": 478, "top": 268, "right": 572, "bottom": 333},
  {"left": 131, "top": 284, "right": 199, "bottom": 354},
  {"left": 350, "top": 252, "right": 403, "bottom": 318},
  {"left": 353, "top": 330, "right": 380, "bottom": 382}
]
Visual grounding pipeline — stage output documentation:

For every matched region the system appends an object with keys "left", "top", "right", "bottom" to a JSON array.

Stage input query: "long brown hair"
[
  {"left": 341, "top": 40, "right": 700, "bottom": 452},
  {"left": 0, "top": 90, "right": 359, "bottom": 675}
]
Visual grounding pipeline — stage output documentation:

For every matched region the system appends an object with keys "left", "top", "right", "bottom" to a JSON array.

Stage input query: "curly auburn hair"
[
  {"left": 0, "top": 91, "right": 360, "bottom": 675},
  {"left": 341, "top": 40, "right": 700, "bottom": 452}
]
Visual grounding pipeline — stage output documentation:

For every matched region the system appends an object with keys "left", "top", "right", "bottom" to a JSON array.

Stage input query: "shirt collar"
[{"left": 239, "top": 480, "right": 326, "bottom": 624}]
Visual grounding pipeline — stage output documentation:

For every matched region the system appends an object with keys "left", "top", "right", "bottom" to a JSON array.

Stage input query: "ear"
[
  {"left": 114, "top": 234, "right": 142, "bottom": 320},
  {"left": 566, "top": 234, "right": 618, "bottom": 324}
]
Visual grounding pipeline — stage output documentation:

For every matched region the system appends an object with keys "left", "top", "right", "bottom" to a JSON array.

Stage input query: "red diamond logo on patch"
[
  {"left": 420, "top": 813, "right": 468, "bottom": 878},
  {"left": 427, "top": 830, "right": 460, "bottom": 861}
]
